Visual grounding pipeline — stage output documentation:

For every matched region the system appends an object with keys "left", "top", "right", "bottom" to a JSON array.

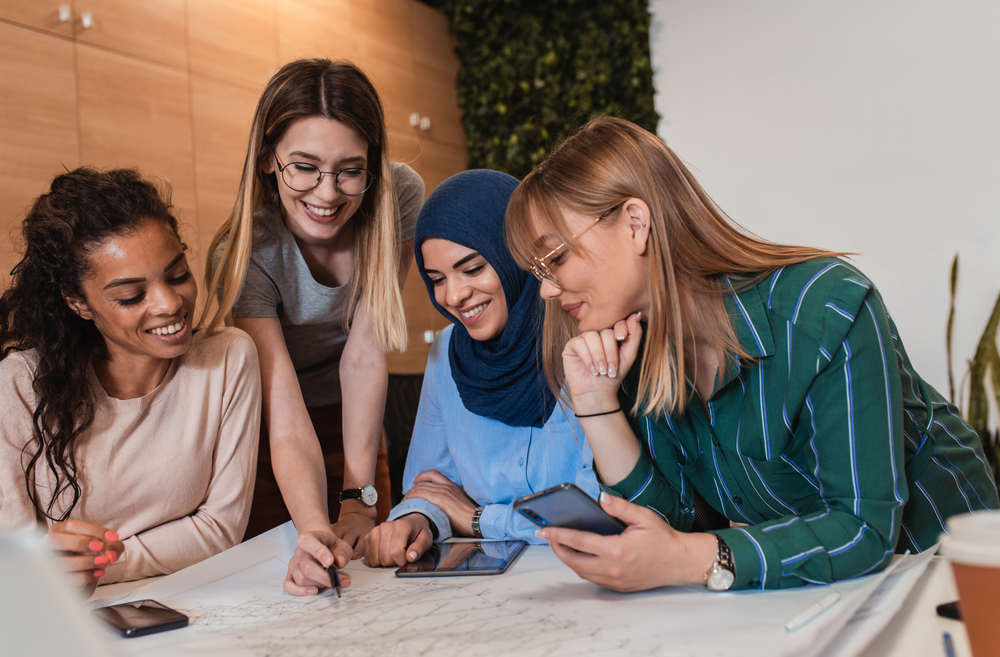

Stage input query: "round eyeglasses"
[
  {"left": 529, "top": 205, "right": 620, "bottom": 289},
  {"left": 273, "top": 153, "right": 374, "bottom": 195}
]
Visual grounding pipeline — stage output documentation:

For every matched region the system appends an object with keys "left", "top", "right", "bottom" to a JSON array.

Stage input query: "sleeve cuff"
[
  {"left": 712, "top": 526, "right": 781, "bottom": 591},
  {"left": 600, "top": 453, "right": 672, "bottom": 511},
  {"left": 387, "top": 500, "right": 452, "bottom": 542}
]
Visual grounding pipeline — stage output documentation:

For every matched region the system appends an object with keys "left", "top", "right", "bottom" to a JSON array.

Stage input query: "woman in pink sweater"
[{"left": 0, "top": 168, "right": 262, "bottom": 591}]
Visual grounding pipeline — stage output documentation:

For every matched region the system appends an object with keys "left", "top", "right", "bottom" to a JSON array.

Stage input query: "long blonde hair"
[
  {"left": 506, "top": 117, "right": 841, "bottom": 416},
  {"left": 202, "top": 59, "right": 407, "bottom": 353}
]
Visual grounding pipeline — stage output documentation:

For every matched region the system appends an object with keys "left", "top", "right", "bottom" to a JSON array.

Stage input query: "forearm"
[
  {"left": 271, "top": 431, "right": 333, "bottom": 531},
  {"left": 339, "top": 318, "right": 389, "bottom": 522},
  {"left": 577, "top": 410, "right": 642, "bottom": 486}
]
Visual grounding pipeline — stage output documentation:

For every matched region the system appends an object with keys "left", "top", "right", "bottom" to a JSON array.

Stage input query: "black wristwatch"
[
  {"left": 705, "top": 535, "right": 736, "bottom": 591},
  {"left": 340, "top": 485, "right": 378, "bottom": 508}
]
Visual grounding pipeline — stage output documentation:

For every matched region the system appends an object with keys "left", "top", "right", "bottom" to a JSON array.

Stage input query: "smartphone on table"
[
  {"left": 514, "top": 483, "right": 627, "bottom": 535},
  {"left": 92, "top": 599, "right": 188, "bottom": 638}
]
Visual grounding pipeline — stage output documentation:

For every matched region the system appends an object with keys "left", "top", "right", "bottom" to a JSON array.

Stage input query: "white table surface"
[{"left": 92, "top": 552, "right": 973, "bottom": 656}]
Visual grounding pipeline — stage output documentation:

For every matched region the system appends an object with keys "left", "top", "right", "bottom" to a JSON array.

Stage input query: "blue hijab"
[{"left": 413, "top": 169, "right": 554, "bottom": 428}]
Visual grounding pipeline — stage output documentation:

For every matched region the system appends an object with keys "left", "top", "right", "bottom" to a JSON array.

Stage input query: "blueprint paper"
[
  {"left": 817, "top": 548, "right": 936, "bottom": 657},
  {"left": 104, "top": 522, "right": 898, "bottom": 657}
]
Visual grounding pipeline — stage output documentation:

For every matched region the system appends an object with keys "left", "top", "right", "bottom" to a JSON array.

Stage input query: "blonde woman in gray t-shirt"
[{"left": 205, "top": 59, "right": 424, "bottom": 596}]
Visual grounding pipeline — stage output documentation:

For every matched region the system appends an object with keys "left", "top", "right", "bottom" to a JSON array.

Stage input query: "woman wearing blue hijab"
[{"left": 363, "top": 170, "right": 598, "bottom": 566}]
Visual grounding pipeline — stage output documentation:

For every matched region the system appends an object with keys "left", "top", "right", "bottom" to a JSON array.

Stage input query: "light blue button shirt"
[{"left": 388, "top": 325, "right": 598, "bottom": 542}]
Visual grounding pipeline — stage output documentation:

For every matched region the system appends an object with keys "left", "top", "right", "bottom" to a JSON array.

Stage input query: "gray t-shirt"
[{"left": 227, "top": 162, "right": 424, "bottom": 407}]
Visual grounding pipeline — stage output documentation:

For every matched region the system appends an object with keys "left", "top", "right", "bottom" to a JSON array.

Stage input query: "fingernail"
[
  {"left": 95, "top": 555, "right": 110, "bottom": 566},
  {"left": 637, "top": 311, "right": 642, "bottom": 322},
  {"left": 88, "top": 540, "right": 103, "bottom": 552},
  {"left": 104, "top": 531, "right": 119, "bottom": 542},
  {"left": 599, "top": 491, "right": 608, "bottom": 503},
  {"left": 598, "top": 361, "right": 607, "bottom": 375},
  {"left": 616, "top": 333, "right": 625, "bottom": 341},
  {"left": 588, "top": 362, "right": 597, "bottom": 375},
  {"left": 107, "top": 550, "right": 117, "bottom": 561},
  {"left": 535, "top": 529, "right": 548, "bottom": 539},
  {"left": 608, "top": 363, "right": 617, "bottom": 378},
  {"left": 408, "top": 551, "right": 417, "bottom": 560},
  {"left": 324, "top": 556, "right": 333, "bottom": 568},
  {"left": 93, "top": 569, "right": 105, "bottom": 578}
]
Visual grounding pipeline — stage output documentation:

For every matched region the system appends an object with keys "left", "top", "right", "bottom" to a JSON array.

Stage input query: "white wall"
[{"left": 648, "top": 0, "right": 1000, "bottom": 401}]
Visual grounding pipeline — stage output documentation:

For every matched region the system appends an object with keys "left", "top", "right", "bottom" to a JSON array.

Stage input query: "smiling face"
[
  {"left": 262, "top": 116, "right": 369, "bottom": 247},
  {"left": 69, "top": 220, "right": 197, "bottom": 368},
  {"left": 421, "top": 238, "right": 508, "bottom": 342},
  {"left": 531, "top": 202, "right": 651, "bottom": 332}
]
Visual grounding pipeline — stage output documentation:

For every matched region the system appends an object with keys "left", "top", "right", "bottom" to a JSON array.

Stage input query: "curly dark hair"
[{"left": 0, "top": 167, "right": 181, "bottom": 521}]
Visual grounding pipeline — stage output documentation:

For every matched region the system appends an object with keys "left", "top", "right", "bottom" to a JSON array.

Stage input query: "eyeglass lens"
[{"left": 281, "top": 163, "right": 372, "bottom": 195}]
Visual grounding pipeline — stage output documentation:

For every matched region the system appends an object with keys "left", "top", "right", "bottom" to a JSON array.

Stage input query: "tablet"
[{"left": 395, "top": 540, "right": 527, "bottom": 577}]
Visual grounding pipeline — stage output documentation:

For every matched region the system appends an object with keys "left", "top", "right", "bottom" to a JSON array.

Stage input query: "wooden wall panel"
[
  {"left": 188, "top": 0, "right": 276, "bottom": 91},
  {"left": 352, "top": 0, "right": 415, "bottom": 136},
  {"left": 0, "top": 0, "right": 75, "bottom": 36},
  {"left": 0, "top": 22, "right": 79, "bottom": 284},
  {"left": 275, "top": 0, "right": 357, "bottom": 63},
  {"left": 76, "top": 44, "right": 197, "bottom": 225},
  {"left": 410, "top": 1, "right": 463, "bottom": 147},
  {"left": 74, "top": 0, "right": 186, "bottom": 69},
  {"left": 190, "top": 75, "right": 259, "bottom": 275}
]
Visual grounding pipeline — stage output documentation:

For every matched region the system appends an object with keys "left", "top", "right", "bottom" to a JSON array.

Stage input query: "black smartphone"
[
  {"left": 513, "top": 483, "right": 626, "bottom": 535},
  {"left": 92, "top": 599, "right": 189, "bottom": 638},
  {"left": 396, "top": 540, "right": 527, "bottom": 577}
]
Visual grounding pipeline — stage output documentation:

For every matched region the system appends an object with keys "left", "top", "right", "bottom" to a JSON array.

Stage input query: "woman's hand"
[
  {"left": 403, "top": 470, "right": 478, "bottom": 537},
  {"left": 363, "top": 514, "right": 434, "bottom": 567},
  {"left": 333, "top": 511, "right": 377, "bottom": 560},
  {"left": 563, "top": 313, "right": 643, "bottom": 414},
  {"left": 538, "top": 492, "right": 717, "bottom": 593},
  {"left": 45, "top": 519, "right": 125, "bottom": 594},
  {"left": 283, "top": 529, "right": 355, "bottom": 596}
]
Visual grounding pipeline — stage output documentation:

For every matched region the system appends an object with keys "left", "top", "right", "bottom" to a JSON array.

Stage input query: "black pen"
[{"left": 326, "top": 563, "right": 342, "bottom": 598}]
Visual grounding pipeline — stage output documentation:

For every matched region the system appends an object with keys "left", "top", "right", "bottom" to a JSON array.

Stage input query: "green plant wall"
[{"left": 424, "top": 0, "right": 660, "bottom": 179}]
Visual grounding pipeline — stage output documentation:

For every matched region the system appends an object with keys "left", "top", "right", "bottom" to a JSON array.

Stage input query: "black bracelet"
[{"left": 575, "top": 407, "right": 621, "bottom": 418}]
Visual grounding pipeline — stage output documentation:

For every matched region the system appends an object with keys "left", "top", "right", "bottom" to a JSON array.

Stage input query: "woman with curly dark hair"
[{"left": 0, "top": 167, "right": 262, "bottom": 591}]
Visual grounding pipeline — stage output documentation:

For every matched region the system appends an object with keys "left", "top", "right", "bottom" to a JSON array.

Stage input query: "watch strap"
[{"left": 471, "top": 506, "right": 485, "bottom": 539}]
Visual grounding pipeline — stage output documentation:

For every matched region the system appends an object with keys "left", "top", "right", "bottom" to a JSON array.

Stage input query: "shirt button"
[
  {"left": 518, "top": 458, "right": 524, "bottom": 467},
  {"left": 733, "top": 496, "right": 743, "bottom": 505}
]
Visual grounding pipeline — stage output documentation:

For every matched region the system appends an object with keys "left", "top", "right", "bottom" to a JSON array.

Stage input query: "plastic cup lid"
[{"left": 939, "top": 511, "right": 1000, "bottom": 567}]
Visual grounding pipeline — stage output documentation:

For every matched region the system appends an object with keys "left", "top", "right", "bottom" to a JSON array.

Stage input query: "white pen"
[{"left": 785, "top": 591, "right": 842, "bottom": 632}]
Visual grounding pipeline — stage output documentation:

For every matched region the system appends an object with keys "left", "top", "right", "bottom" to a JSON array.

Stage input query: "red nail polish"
[
  {"left": 107, "top": 550, "right": 117, "bottom": 561},
  {"left": 104, "top": 531, "right": 119, "bottom": 542},
  {"left": 88, "top": 540, "right": 103, "bottom": 552},
  {"left": 95, "top": 555, "right": 110, "bottom": 566},
  {"left": 93, "top": 569, "right": 105, "bottom": 578}
]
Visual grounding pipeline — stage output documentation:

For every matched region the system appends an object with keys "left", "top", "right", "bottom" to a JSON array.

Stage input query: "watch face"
[
  {"left": 707, "top": 568, "right": 735, "bottom": 592},
  {"left": 361, "top": 485, "right": 378, "bottom": 507}
]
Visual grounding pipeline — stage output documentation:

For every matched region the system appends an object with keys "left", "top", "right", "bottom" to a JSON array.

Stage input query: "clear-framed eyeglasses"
[
  {"left": 529, "top": 205, "right": 621, "bottom": 289},
  {"left": 273, "top": 153, "right": 374, "bottom": 195}
]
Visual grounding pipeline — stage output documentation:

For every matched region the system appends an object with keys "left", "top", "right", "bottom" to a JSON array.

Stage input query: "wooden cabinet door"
[
  {"left": 0, "top": 0, "right": 75, "bottom": 37},
  {"left": 188, "top": 0, "right": 277, "bottom": 91},
  {"left": 0, "top": 22, "right": 79, "bottom": 284},
  {"left": 73, "top": 0, "right": 186, "bottom": 69}
]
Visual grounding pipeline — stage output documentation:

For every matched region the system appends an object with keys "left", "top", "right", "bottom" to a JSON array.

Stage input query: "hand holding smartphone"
[
  {"left": 514, "top": 483, "right": 626, "bottom": 536},
  {"left": 92, "top": 600, "right": 188, "bottom": 638}
]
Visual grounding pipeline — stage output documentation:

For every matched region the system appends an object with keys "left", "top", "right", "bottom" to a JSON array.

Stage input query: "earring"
[{"left": 632, "top": 216, "right": 647, "bottom": 228}]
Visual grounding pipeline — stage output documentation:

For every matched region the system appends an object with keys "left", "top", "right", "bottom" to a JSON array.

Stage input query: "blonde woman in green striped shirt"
[{"left": 505, "top": 117, "right": 999, "bottom": 592}]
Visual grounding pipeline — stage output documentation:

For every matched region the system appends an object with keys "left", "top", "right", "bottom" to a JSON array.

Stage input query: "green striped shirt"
[{"left": 607, "top": 258, "right": 999, "bottom": 590}]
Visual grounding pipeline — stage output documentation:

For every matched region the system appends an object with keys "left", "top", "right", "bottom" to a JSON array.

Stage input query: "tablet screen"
[{"left": 395, "top": 540, "right": 527, "bottom": 577}]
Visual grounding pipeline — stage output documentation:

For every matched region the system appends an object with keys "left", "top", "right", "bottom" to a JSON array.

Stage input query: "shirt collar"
[{"left": 719, "top": 275, "right": 775, "bottom": 385}]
